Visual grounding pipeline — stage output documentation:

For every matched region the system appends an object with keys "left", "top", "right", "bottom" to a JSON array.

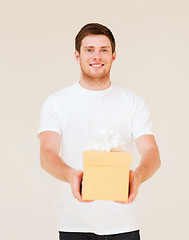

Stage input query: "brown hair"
[{"left": 75, "top": 23, "right": 116, "bottom": 54}]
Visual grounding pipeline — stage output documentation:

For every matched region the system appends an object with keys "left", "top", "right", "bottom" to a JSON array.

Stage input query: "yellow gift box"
[{"left": 82, "top": 151, "right": 131, "bottom": 201}]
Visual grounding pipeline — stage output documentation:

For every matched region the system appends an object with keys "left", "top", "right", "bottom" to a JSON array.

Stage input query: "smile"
[{"left": 90, "top": 64, "right": 104, "bottom": 69}]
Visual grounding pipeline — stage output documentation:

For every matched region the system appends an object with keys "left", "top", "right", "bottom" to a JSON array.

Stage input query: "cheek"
[
  {"left": 105, "top": 56, "right": 113, "bottom": 63},
  {"left": 106, "top": 59, "right": 113, "bottom": 65},
  {"left": 81, "top": 56, "right": 90, "bottom": 64},
  {"left": 80, "top": 58, "right": 87, "bottom": 65}
]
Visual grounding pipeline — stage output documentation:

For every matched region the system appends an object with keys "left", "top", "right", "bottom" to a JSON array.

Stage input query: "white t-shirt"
[{"left": 38, "top": 81, "right": 153, "bottom": 235}]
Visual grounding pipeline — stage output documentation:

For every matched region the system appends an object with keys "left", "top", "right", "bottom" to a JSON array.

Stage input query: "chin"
[{"left": 85, "top": 70, "right": 110, "bottom": 79}]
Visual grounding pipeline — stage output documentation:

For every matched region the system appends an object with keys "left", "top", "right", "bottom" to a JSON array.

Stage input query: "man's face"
[{"left": 75, "top": 35, "right": 116, "bottom": 81}]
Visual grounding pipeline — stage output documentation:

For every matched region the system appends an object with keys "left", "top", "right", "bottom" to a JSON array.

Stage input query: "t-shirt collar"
[{"left": 75, "top": 81, "right": 114, "bottom": 96}]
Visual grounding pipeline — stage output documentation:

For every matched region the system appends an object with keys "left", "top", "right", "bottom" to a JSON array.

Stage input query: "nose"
[
  {"left": 93, "top": 51, "right": 102, "bottom": 60},
  {"left": 93, "top": 57, "right": 102, "bottom": 60}
]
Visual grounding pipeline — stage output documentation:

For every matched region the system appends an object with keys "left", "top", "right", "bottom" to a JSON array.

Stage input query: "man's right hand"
[
  {"left": 69, "top": 169, "right": 93, "bottom": 203},
  {"left": 39, "top": 132, "right": 93, "bottom": 203}
]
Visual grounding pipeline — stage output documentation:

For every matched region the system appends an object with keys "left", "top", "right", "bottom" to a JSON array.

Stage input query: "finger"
[
  {"left": 127, "top": 183, "right": 138, "bottom": 203},
  {"left": 127, "top": 192, "right": 136, "bottom": 203},
  {"left": 72, "top": 182, "right": 83, "bottom": 202},
  {"left": 77, "top": 170, "right": 83, "bottom": 180},
  {"left": 72, "top": 188, "right": 82, "bottom": 201},
  {"left": 114, "top": 201, "right": 127, "bottom": 204},
  {"left": 74, "top": 190, "right": 82, "bottom": 202},
  {"left": 129, "top": 170, "right": 134, "bottom": 178},
  {"left": 82, "top": 200, "right": 94, "bottom": 203},
  {"left": 127, "top": 174, "right": 138, "bottom": 203},
  {"left": 77, "top": 187, "right": 83, "bottom": 202}
]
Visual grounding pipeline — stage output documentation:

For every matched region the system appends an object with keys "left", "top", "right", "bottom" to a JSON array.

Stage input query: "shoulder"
[
  {"left": 112, "top": 82, "right": 145, "bottom": 104},
  {"left": 44, "top": 83, "right": 75, "bottom": 103},
  {"left": 52, "top": 83, "right": 75, "bottom": 98}
]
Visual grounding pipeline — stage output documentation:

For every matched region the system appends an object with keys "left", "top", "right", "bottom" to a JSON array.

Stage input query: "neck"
[{"left": 79, "top": 73, "right": 111, "bottom": 91}]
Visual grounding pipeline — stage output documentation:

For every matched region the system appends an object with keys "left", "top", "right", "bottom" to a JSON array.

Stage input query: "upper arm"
[
  {"left": 39, "top": 131, "right": 61, "bottom": 155},
  {"left": 135, "top": 134, "right": 159, "bottom": 157}
]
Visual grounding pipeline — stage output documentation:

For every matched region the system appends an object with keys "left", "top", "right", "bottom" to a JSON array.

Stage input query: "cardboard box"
[{"left": 82, "top": 151, "right": 131, "bottom": 201}]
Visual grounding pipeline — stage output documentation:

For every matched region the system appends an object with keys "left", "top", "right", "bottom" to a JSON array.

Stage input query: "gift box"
[{"left": 82, "top": 150, "right": 131, "bottom": 201}]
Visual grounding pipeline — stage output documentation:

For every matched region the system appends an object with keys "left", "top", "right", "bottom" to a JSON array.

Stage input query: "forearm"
[
  {"left": 134, "top": 148, "right": 161, "bottom": 184},
  {"left": 40, "top": 149, "right": 75, "bottom": 183}
]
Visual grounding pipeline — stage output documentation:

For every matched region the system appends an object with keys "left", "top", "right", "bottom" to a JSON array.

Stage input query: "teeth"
[{"left": 91, "top": 65, "right": 102, "bottom": 67}]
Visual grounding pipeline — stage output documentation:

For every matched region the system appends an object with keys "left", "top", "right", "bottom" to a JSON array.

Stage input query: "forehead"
[{"left": 81, "top": 35, "right": 111, "bottom": 48}]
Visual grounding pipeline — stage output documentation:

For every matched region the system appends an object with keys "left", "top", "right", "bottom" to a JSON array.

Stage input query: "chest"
[{"left": 60, "top": 96, "right": 132, "bottom": 140}]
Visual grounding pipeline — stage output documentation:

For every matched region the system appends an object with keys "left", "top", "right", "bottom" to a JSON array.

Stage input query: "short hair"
[{"left": 75, "top": 23, "right": 116, "bottom": 54}]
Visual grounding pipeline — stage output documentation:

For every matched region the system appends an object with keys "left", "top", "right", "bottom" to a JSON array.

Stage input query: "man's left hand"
[{"left": 115, "top": 170, "right": 142, "bottom": 204}]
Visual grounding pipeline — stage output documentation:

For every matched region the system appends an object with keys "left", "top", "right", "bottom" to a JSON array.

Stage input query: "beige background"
[{"left": 0, "top": 0, "right": 189, "bottom": 239}]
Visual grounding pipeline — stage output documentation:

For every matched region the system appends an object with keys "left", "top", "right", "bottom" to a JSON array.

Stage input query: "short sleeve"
[
  {"left": 37, "top": 95, "right": 62, "bottom": 137},
  {"left": 131, "top": 94, "right": 154, "bottom": 140}
]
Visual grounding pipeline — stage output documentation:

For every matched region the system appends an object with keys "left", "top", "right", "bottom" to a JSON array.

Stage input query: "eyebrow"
[{"left": 83, "top": 46, "right": 111, "bottom": 49}]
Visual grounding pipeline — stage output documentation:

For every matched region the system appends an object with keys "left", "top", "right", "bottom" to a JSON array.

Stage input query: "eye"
[
  {"left": 102, "top": 49, "right": 107, "bottom": 52},
  {"left": 87, "top": 49, "right": 93, "bottom": 52}
]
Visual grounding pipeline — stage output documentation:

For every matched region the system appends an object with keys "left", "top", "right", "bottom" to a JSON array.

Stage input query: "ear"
[
  {"left": 112, "top": 51, "right": 116, "bottom": 63},
  {"left": 75, "top": 50, "right": 80, "bottom": 63}
]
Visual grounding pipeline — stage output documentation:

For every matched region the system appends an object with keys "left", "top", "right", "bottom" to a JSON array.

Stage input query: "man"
[{"left": 38, "top": 23, "right": 161, "bottom": 240}]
